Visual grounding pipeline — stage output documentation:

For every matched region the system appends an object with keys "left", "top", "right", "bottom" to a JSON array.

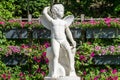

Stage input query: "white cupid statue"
[{"left": 40, "top": 4, "right": 80, "bottom": 80}]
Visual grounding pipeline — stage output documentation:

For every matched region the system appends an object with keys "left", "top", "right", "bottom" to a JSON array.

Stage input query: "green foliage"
[
  {"left": 65, "top": 11, "right": 73, "bottom": 16},
  {"left": 0, "top": 42, "right": 49, "bottom": 80},
  {"left": 0, "top": 0, "right": 120, "bottom": 19},
  {"left": 63, "top": 0, "right": 120, "bottom": 17},
  {"left": 0, "top": 0, "right": 15, "bottom": 20},
  {"left": 1, "top": 0, "right": 120, "bottom": 19},
  {"left": 14, "top": 0, "right": 50, "bottom": 18},
  {"left": 115, "top": 5, "right": 120, "bottom": 12}
]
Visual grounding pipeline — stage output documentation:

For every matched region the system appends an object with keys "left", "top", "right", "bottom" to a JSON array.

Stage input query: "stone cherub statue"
[{"left": 40, "top": 4, "right": 80, "bottom": 80}]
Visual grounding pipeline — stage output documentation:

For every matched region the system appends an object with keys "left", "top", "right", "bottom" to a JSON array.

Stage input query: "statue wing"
[
  {"left": 40, "top": 15, "right": 52, "bottom": 30},
  {"left": 63, "top": 15, "right": 74, "bottom": 27}
]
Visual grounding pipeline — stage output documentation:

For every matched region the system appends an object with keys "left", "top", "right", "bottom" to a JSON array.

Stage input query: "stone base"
[{"left": 44, "top": 76, "right": 80, "bottom": 80}]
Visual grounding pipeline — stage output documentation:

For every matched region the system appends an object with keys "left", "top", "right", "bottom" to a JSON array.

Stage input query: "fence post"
[
  {"left": 90, "top": 17, "right": 93, "bottom": 21},
  {"left": 28, "top": 14, "right": 33, "bottom": 46},
  {"left": 80, "top": 14, "right": 86, "bottom": 42},
  {"left": 20, "top": 17, "right": 22, "bottom": 22},
  {"left": 28, "top": 14, "right": 32, "bottom": 22},
  {"left": 76, "top": 0, "right": 80, "bottom": 2},
  {"left": 81, "top": 14, "right": 85, "bottom": 22}
]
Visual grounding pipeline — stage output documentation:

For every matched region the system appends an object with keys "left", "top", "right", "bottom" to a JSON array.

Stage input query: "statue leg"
[
  {"left": 46, "top": 47, "right": 54, "bottom": 77},
  {"left": 51, "top": 39, "right": 60, "bottom": 78},
  {"left": 60, "top": 40, "right": 76, "bottom": 76}
]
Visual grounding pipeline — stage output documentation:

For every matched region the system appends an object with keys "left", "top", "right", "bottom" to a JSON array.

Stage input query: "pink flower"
[
  {"left": 82, "top": 21, "right": 88, "bottom": 25},
  {"left": 113, "top": 76, "right": 118, "bottom": 80},
  {"left": 113, "top": 18, "right": 119, "bottom": 22},
  {"left": 118, "top": 46, "right": 120, "bottom": 48},
  {"left": 28, "top": 22, "right": 32, "bottom": 24},
  {"left": 44, "top": 42, "right": 50, "bottom": 48},
  {"left": 33, "top": 56, "right": 37, "bottom": 61},
  {"left": 8, "top": 46, "right": 20, "bottom": 53},
  {"left": 21, "top": 44, "right": 29, "bottom": 49},
  {"left": 41, "top": 71, "right": 45, "bottom": 76},
  {"left": 106, "top": 76, "right": 113, "bottom": 80},
  {"left": 36, "top": 59, "right": 41, "bottom": 63},
  {"left": 104, "top": 17, "right": 112, "bottom": 24},
  {"left": 32, "top": 45, "right": 37, "bottom": 49},
  {"left": 0, "top": 21, "right": 5, "bottom": 25},
  {"left": 118, "top": 46, "right": 120, "bottom": 52},
  {"left": 19, "top": 72, "right": 24, "bottom": 77},
  {"left": 6, "top": 49, "right": 12, "bottom": 57},
  {"left": 42, "top": 52, "right": 46, "bottom": 57},
  {"left": 1, "top": 74, "right": 6, "bottom": 80},
  {"left": 8, "top": 74, "right": 11, "bottom": 79},
  {"left": 20, "top": 22, "right": 26, "bottom": 28},
  {"left": 89, "top": 20, "right": 96, "bottom": 25},
  {"left": 112, "top": 69, "right": 117, "bottom": 74},
  {"left": 79, "top": 55, "right": 86, "bottom": 61},
  {"left": 100, "top": 69, "right": 107, "bottom": 73},
  {"left": 107, "top": 23, "right": 111, "bottom": 27},
  {"left": 90, "top": 52, "right": 95, "bottom": 57},
  {"left": 76, "top": 51, "right": 80, "bottom": 54},
  {"left": 87, "top": 42, "right": 92, "bottom": 45},
  {"left": 101, "top": 49, "right": 107, "bottom": 55},
  {"left": 106, "top": 76, "right": 118, "bottom": 80},
  {"left": 95, "top": 46, "right": 101, "bottom": 51},
  {"left": 33, "top": 56, "right": 41, "bottom": 63},
  {"left": 83, "top": 71, "right": 86, "bottom": 75},
  {"left": 45, "top": 58, "right": 49, "bottom": 64},
  {"left": 94, "top": 76, "right": 100, "bottom": 80},
  {"left": 36, "top": 68, "right": 41, "bottom": 73},
  {"left": 8, "top": 20, "right": 16, "bottom": 23},
  {"left": 109, "top": 46, "right": 115, "bottom": 53},
  {"left": 39, "top": 45, "right": 44, "bottom": 50},
  {"left": 0, "top": 48, "right": 2, "bottom": 51},
  {"left": 104, "top": 17, "right": 112, "bottom": 27},
  {"left": 76, "top": 22, "right": 80, "bottom": 25}
]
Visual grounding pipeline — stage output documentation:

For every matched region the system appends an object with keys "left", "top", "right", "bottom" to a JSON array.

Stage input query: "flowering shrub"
[
  {"left": 0, "top": 40, "right": 120, "bottom": 79},
  {"left": 80, "top": 67, "right": 119, "bottom": 80},
  {"left": 77, "top": 43, "right": 120, "bottom": 56},
  {"left": 0, "top": 20, "right": 43, "bottom": 29},
  {"left": 0, "top": 42, "right": 50, "bottom": 80},
  {"left": 75, "top": 42, "right": 120, "bottom": 80},
  {"left": 0, "top": 25, "right": 120, "bottom": 79},
  {"left": 1, "top": 17, "right": 120, "bottom": 30},
  {"left": 72, "top": 17, "right": 120, "bottom": 28}
]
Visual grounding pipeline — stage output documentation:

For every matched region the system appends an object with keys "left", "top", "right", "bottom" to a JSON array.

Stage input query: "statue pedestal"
[{"left": 44, "top": 76, "right": 81, "bottom": 80}]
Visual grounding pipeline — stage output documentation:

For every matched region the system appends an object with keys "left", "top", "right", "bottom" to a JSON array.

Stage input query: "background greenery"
[
  {"left": 1, "top": 0, "right": 120, "bottom": 20},
  {"left": 0, "top": 35, "right": 120, "bottom": 79}
]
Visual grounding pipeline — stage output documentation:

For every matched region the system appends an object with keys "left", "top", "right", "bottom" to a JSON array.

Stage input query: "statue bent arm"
[
  {"left": 65, "top": 27, "right": 76, "bottom": 48},
  {"left": 43, "top": 7, "right": 54, "bottom": 23}
]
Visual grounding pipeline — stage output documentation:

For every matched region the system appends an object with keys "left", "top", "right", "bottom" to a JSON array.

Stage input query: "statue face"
[
  {"left": 51, "top": 4, "right": 64, "bottom": 18},
  {"left": 57, "top": 9, "right": 64, "bottom": 18}
]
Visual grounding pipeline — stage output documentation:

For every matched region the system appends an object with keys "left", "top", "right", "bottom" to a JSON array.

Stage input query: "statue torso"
[{"left": 51, "top": 19, "right": 67, "bottom": 40}]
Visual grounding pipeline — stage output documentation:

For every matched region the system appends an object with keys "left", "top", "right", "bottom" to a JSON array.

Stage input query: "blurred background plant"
[{"left": 72, "top": 17, "right": 120, "bottom": 28}]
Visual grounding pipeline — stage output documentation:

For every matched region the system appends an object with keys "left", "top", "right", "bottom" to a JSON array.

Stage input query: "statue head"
[{"left": 51, "top": 4, "right": 64, "bottom": 19}]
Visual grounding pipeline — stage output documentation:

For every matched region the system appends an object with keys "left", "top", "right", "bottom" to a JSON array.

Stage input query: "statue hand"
[
  {"left": 43, "top": 7, "right": 50, "bottom": 14},
  {"left": 72, "top": 41, "right": 76, "bottom": 48}
]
